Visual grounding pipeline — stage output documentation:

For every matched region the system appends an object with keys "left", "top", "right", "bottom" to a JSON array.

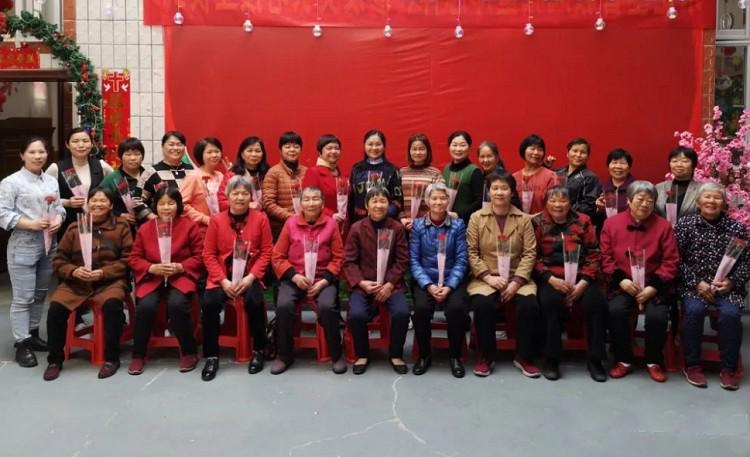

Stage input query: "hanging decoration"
[
  {"left": 1, "top": 9, "right": 104, "bottom": 152},
  {"left": 0, "top": 44, "right": 40, "bottom": 69},
  {"left": 312, "top": 0, "right": 322, "bottom": 38},
  {"left": 595, "top": 0, "right": 606, "bottom": 31},
  {"left": 173, "top": 1, "right": 184, "bottom": 25},
  {"left": 454, "top": 0, "right": 464, "bottom": 39},
  {"left": 101, "top": 69, "right": 131, "bottom": 166},
  {"left": 242, "top": 11, "right": 253, "bottom": 33},
  {"left": 739, "top": 0, "right": 747, "bottom": 11},
  {"left": 666, "top": 0, "right": 678, "bottom": 20},
  {"left": 383, "top": 0, "right": 392, "bottom": 38},
  {"left": 524, "top": 0, "right": 535, "bottom": 36}
]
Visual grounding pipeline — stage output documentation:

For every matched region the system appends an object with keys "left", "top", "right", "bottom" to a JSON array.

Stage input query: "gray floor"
[{"left": 1, "top": 273, "right": 749, "bottom": 457}]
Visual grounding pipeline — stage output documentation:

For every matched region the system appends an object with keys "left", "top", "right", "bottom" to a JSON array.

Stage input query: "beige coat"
[{"left": 466, "top": 205, "right": 537, "bottom": 297}]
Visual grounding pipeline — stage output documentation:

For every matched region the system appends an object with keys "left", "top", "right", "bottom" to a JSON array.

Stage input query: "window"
[
  {"left": 14, "top": 0, "right": 62, "bottom": 30},
  {"left": 716, "top": 0, "right": 750, "bottom": 133}
]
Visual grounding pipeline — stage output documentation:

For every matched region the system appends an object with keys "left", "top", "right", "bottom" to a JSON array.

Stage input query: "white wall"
[{"left": 74, "top": 0, "right": 165, "bottom": 166}]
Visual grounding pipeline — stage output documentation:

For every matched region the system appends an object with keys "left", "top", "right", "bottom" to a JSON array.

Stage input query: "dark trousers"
[
  {"left": 47, "top": 299, "right": 124, "bottom": 364},
  {"left": 472, "top": 292, "right": 539, "bottom": 361},
  {"left": 202, "top": 283, "right": 266, "bottom": 358},
  {"left": 132, "top": 288, "right": 197, "bottom": 357},
  {"left": 412, "top": 284, "right": 468, "bottom": 359},
  {"left": 348, "top": 290, "right": 410, "bottom": 359},
  {"left": 538, "top": 282, "right": 607, "bottom": 362},
  {"left": 275, "top": 280, "right": 342, "bottom": 362},
  {"left": 682, "top": 296, "right": 743, "bottom": 371},
  {"left": 607, "top": 293, "right": 669, "bottom": 365}
]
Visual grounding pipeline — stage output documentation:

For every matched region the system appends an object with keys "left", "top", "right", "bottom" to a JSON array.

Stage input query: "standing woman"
[
  {"left": 555, "top": 137, "right": 601, "bottom": 220},
  {"left": 180, "top": 137, "right": 225, "bottom": 236},
  {"left": 301, "top": 134, "right": 347, "bottom": 224},
  {"left": 343, "top": 186, "right": 410, "bottom": 375},
  {"left": 348, "top": 129, "right": 403, "bottom": 225},
  {"left": 442, "top": 130, "right": 484, "bottom": 223},
  {"left": 43, "top": 187, "right": 132, "bottom": 380},
  {"left": 399, "top": 133, "right": 443, "bottom": 231},
  {"left": 654, "top": 146, "right": 701, "bottom": 222},
  {"left": 202, "top": 176, "right": 273, "bottom": 380},
  {"left": 127, "top": 187, "right": 203, "bottom": 375},
  {"left": 476, "top": 140, "right": 507, "bottom": 177},
  {"left": 0, "top": 138, "right": 65, "bottom": 367},
  {"left": 467, "top": 171, "right": 541, "bottom": 378},
  {"left": 218, "top": 136, "right": 270, "bottom": 211},
  {"left": 512, "top": 134, "right": 557, "bottom": 215},
  {"left": 47, "top": 128, "right": 114, "bottom": 237},
  {"left": 100, "top": 137, "right": 145, "bottom": 229},
  {"left": 263, "top": 131, "right": 308, "bottom": 239},
  {"left": 595, "top": 148, "right": 636, "bottom": 217}
]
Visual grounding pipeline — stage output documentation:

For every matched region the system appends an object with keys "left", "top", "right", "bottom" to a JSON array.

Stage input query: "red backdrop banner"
[
  {"left": 164, "top": 26, "right": 704, "bottom": 184},
  {"left": 0, "top": 46, "right": 40, "bottom": 69},
  {"left": 102, "top": 69, "right": 132, "bottom": 166},
  {"left": 146, "top": 0, "right": 714, "bottom": 29}
]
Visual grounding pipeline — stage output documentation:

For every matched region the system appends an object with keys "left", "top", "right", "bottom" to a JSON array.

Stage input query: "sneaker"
[
  {"left": 683, "top": 365, "right": 707, "bottom": 388},
  {"left": 179, "top": 354, "right": 199, "bottom": 373},
  {"left": 98, "top": 361, "right": 120, "bottom": 379},
  {"left": 513, "top": 357, "right": 541, "bottom": 378},
  {"left": 473, "top": 358, "right": 494, "bottom": 377},
  {"left": 719, "top": 369, "right": 740, "bottom": 391},
  {"left": 43, "top": 363, "right": 62, "bottom": 381},
  {"left": 608, "top": 362, "right": 633, "bottom": 379},
  {"left": 128, "top": 357, "right": 145, "bottom": 375},
  {"left": 646, "top": 364, "right": 667, "bottom": 383}
]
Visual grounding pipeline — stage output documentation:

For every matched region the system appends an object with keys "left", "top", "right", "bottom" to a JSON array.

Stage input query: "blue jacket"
[{"left": 409, "top": 215, "right": 468, "bottom": 290}]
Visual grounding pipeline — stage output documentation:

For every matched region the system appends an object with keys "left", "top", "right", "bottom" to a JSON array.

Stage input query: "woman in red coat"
[
  {"left": 127, "top": 187, "right": 203, "bottom": 375},
  {"left": 301, "top": 134, "right": 347, "bottom": 225},
  {"left": 201, "top": 175, "right": 273, "bottom": 381}
]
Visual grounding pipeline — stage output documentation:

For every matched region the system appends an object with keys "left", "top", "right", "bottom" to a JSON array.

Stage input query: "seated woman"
[
  {"left": 467, "top": 171, "right": 541, "bottom": 378},
  {"left": 409, "top": 182, "right": 469, "bottom": 377},
  {"left": 202, "top": 176, "right": 273, "bottom": 381},
  {"left": 600, "top": 181, "right": 679, "bottom": 383},
  {"left": 43, "top": 187, "right": 132, "bottom": 380},
  {"left": 675, "top": 182, "right": 750, "bottom": 390},
  {"left": 654, "top": 146, "right": 700, "bottom": 223},
  {"left": 531, "top": 187, "right": 607, "bottom": 382},
  {"left": 343, "top": 186, "right": 410, "bottom": 375},
  {"left": 271, "top": 186, "right": 346, "bottom": 375},
  {"left": 127, "top": 187, "right": 203, "bottom": 375},
  {"left": 512, "top": 134, "right": 558, "bottom": 214}
]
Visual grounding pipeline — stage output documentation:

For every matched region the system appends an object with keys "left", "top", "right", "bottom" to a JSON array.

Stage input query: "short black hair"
[
  {"left": 606, "top": 148, "right": 633, "bottom": 167},
  {"left": 193, "top": 137, "right": 223, "bottom": 167},
  {"left": 407, "top": 133, "right": 433, "bottom": 167},
  {"left": 448, "top": 130, "right": 472, "bottom": 148},
  {"left": 87, "top": 186, "right": 117, "bottom": 204},
  {"left": 21, "top": 137, "right": 49, "bottom": 155},
  {"left": 161, "top": 130, "right": 187, "bottom": 146},
  {"left": 365, "top": 185, "right": 391, "bottom": 205},
  {"left": 316, "top": 134, "right": 341, "bottom": 154},
  {"left": 66, "top": 127, "right": 93, "bottom": 144},
  {"left": 566, "top": 137, "right": 591, "bottom": 154},
  {"left": 278, "top": 131, "right": 303, "bottom": 149},
  {"left": 519, "top": 134, "right": 545, "bottom": 159},
  {"left": 117, "top": 137, "right": 145, "bottom": 159},
  {"left": 151, "top": 185, "right": 185, "bottom": 216},
  {"left": 485, "top": 170, "right": 517, "bottom": 191},
  {"left": 668, "top": 146, "right": 698, "bottom": 170}
]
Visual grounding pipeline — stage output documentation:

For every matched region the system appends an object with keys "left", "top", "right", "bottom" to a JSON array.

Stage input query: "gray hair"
[
  {"left": 544, "top": 186, "right": 570, "bottom": 203},
  {"left": 696, "top": 182, "right": 727, "bottom": 203},
  {"left": 425, "top": 182, "right": 449, "bottom": 200},
  {"left": 301, "top": 186, "right": 323, "bottom": 199},
  {"left": 626, "top": 180, "right": 657, "bottom": 201},
  {"left": 225, "top": 175, "right": 254, "bottom": 196}
]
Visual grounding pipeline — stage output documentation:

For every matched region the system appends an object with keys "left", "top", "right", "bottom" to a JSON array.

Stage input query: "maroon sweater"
[{"left": 342, "top": 217, "right": 408, "bottom": 293}]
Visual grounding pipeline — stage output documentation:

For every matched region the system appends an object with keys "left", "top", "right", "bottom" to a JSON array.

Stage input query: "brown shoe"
[
  {"left": 43, "top": 363, "right": 62, "bottom": 381},
  {"left": 179, "top": 354, "right": 199, "bottom": 373},
  {"left": 270, "top": 358, "right": 293, "bottom": 375},
  {"left": 98, "top": 361, "right": 120, "bottom": 379}
]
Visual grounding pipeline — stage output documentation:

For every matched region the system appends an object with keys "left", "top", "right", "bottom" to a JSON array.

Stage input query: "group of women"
[{"left": 0, "top": 128, "right": 748, "bottom": 391}]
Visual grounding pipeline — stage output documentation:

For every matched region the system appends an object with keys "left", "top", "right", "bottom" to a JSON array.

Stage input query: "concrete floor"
[{"left": 0, "top": 273, "right": 749, "bottom": 457}]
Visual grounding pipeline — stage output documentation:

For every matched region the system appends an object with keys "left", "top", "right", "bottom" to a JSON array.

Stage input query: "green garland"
[{"left": 2, "top": 10, "right": 103, "bottom": 150}]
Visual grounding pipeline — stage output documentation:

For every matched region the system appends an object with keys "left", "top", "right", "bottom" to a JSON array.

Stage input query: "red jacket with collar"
[
  {"left": 272, "top": 213, "right": 343, "bottom": 281},
  {"left": 301, "top": 165, "right": 342, "bottom": 217},
  {"left": 129, "top": 215, "right": 204, "bottom": 299},
  {"left": 203, "top": 210, "right": 273, "bottom": 289}
]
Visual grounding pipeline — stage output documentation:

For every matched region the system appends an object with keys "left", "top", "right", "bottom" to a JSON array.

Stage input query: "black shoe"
[
  {"left": 248, "top": 350, "right": 264, "bottom": 374},
  {"left": 98, "top": 361, "right": 120, "bottom": 379},
  {"left": 332, "top": 357, "right": 347, "bottom": 374},
  {"left": 412, "top": 357, "right": 431, "bottom": 376},
  {"left": 390, "top": 358, "right": 408, "bottom": 375},
  {"left": 352, "top": 360, "right": 369, "bottom": 375},
  {"left": 542, "top": 359, "right": 560, "bottom": 381},
  {"left": 449, "top": 358, "right": 465, "bottom": 378},
  {"left": 14, "top": 339, "right": 37, "bottom": 368},
  {"left": 587, "top": 360, "right": 607, "bottom": 383},
  {"left": 28, "top": 329, "right": 48, "bottom": 352},
  {"left": 201, "top": 357, "right": 219, "bottom": 381}
]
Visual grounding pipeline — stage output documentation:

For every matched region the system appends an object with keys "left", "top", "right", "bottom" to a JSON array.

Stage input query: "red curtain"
[{"left": 165, "top": 26, "right": 704, "bottom": 183}]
